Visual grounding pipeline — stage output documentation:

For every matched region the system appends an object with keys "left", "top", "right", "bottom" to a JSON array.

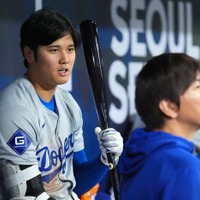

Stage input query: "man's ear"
[
  {"left": 159, "top": 99, "right": 178, "bottom": 118},
  {"left": 23, "top": 46, "right": 34, "bottom": 64}
]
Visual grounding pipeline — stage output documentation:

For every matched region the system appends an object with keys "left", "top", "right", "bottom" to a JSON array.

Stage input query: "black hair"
[
  {"left": 20, "top": 8, "right": 81, "bottom": 68},
  {"left": 135, "top": 53, "right": 200, "bottom": 130}
]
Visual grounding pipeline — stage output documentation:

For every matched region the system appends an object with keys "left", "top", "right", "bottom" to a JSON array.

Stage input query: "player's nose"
[{"left": 60, "top": 51, "right": 69, "bottom": 64}]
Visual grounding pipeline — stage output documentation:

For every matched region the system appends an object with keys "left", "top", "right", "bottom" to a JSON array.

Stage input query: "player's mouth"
[{"left": 58, "top": 68, "right": 69, "bottom": 76}]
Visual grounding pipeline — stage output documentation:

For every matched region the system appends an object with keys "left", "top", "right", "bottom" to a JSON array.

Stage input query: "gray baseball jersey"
[{"left": 0, "top": 76, "right": 85, "bottom": 200}]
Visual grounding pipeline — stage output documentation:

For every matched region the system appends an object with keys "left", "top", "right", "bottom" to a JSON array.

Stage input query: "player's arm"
[
  {"left": 73, "top": 149, "right": 108, "bottom": 196},
  {"left": 0, "top": 105, "right": 55, "bottom": 199},
  {"left": 0, "top": 161, "right": 55, "bottom": 199},
  {"left": 73, "top": 127, "right": 123, "bottom": 197}
]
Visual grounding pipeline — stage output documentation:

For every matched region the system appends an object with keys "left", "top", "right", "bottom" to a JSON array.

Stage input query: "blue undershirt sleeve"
[
  {"left": 73, "top": 150, "right": 108, "bottom": 197},
  {"left": 73, "top": 149, "right": 88, "bottom": 164}
]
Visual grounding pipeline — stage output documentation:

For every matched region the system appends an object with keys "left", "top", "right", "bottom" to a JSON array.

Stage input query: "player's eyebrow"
[
  {"left": 68, "top": 44, "right": 75, "bottom": 48},
  {"left": 48, "top": 44, "right": 75, "bottom": 48}
]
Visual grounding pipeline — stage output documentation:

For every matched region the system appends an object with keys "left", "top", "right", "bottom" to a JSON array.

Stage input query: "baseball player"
[{"left": 0, "top": 8, "right": 123, "bottom": 200}]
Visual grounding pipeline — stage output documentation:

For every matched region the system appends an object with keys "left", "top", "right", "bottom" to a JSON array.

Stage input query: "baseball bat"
[{"left": 80, "top": 20, "right": 120, "bottom": 200}]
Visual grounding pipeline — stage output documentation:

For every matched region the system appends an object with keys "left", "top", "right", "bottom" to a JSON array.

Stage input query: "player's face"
[
  {"left": 177, "top": 72, "right": 200, "bottom": 134},
  {"left": 31, "top": 34, "right": 76, "bottom": 88}
]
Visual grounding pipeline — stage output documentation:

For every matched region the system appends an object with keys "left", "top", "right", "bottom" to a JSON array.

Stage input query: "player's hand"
[{"left": 95, "top": 127, "right": 123, "bottom": 166}]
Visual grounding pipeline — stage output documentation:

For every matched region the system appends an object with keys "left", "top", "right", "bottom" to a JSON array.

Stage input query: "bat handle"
[
  {"left": 98, "top": 126, "right": 120, "bottom": 199},
  {"left": 107, "top": 153, "right": 120, "bottom": 200}
]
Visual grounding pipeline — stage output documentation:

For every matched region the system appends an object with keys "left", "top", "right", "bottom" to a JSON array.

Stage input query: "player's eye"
[
  {"left": 196, "top": 85, "right": 200, "bottom": 89},
  {"left": 50, "top": 48, "right": 59, "bottom": 53},
  {"left": 68, "top": 46, "right": 75, "bottom": 53}
]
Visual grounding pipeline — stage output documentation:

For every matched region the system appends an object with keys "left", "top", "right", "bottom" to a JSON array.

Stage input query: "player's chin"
[
  {"left": 54, "top": 80, "right": 67, "bottom": 87},
  {"left": 53, "top": 73, "right": 70, "bottom": 86},
  {"left": 57, "top": 76, "right": 70, "bottom": 84},
  {"left": 58, "top": 80, "right": 68, "bottom": 85}
]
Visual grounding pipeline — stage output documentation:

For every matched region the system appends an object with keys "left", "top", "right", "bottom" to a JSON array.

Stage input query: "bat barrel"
[{"left": 80, "top": 20, "right": 109, "bottom": 129}]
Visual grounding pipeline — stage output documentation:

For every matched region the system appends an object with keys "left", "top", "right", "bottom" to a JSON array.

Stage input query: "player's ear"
[
  {"left": 23, "top": 46, "right": 35, "bottom": 64},
  {"left": 159, "top": 99, "right": 178, "bottom": 118}
]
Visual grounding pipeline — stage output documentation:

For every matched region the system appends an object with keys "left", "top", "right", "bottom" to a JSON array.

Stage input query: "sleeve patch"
[{"left": 7, "top": 129, "right": 31, "bottom": 155}]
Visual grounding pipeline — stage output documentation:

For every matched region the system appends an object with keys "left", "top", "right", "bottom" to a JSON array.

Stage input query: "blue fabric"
[
  {"left": 118, "top": 128, "right": 200, "bottom": 200},
  {"left": 73, "top": 151, "right": 108, "bottom": 197},
  {"left": 95, "top": 192, "right": 111, "bottom": 200},
  {"left": 74, "top": 149, "right": 88, "bottom": 164},
  {"left": 38, "top": 95, "right": 55, "bottom": 112}
]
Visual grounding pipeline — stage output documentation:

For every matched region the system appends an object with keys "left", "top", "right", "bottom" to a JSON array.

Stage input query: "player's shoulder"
[{"left": 0, "top": 76, "right": 35, "bottom": 105}]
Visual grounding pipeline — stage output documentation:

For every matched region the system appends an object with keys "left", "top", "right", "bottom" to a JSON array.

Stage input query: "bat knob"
[
  {"left": 108, "top": 163, "right": 114, "bottom": 170},
  {"left": 95, "top": 127, "right": 102, "bottom": 134}
]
